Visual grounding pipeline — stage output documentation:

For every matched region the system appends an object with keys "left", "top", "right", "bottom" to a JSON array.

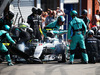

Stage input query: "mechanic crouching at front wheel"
[
  {"left": 0, "top": 25, "right": 15, "bottom": 66},
  {"left": 67, "top": 10, "right": 88, "bottom": 64}
]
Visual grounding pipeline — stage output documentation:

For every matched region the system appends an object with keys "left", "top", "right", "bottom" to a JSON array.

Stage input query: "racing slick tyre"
[
  {"left": 26, "top": 57, "right": 43, "bottom": 64},
  {"left": 57, "top": 53, "right": 66, "bottom": 63},
  {"left": 55, "top": 44, "right": 66, "bottom": 63}
]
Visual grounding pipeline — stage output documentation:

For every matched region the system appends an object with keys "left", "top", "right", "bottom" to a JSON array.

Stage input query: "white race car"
[{"left": 33, "top": 30, "right": 69, "bottom": 63}]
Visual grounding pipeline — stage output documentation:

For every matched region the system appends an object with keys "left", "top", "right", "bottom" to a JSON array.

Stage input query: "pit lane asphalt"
[
  {"left": 0, "top": 62, "right": 8, "bottom": 75},
  {"left": 1, "top": 60, "right": 100, "bottom": 75}
]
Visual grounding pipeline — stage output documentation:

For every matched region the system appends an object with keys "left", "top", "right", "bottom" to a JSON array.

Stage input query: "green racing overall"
[
  {"left": 0, "top": 30, "right": 15, "bottom": 63},
  {"left": 67, "top": 16, "right": 88, "bottom": 63}
]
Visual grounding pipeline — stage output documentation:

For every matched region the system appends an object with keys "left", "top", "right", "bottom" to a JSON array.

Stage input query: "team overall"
[
  {"left": 68, "top": 16, "right": 88, "bottom": 63},
  {"left": 0, "top": 30, "right": 15, "bottom": 63},
  {"left": 42, "top": 20, "right": 60, "bottom": 37}
]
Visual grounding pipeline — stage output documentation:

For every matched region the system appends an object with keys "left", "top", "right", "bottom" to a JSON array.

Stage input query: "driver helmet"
[{"left": 19, "top": 23, "right": 30, "bottom": 29}]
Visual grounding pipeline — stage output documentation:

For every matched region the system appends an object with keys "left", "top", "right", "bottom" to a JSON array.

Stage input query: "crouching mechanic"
[
  {"left": 67, "top": 10, "right": 88, "bottom": 64},
  {"left": 42, "top": 16, "right": 65, "bottom": 37},
  {"left": 0, "top": 25, "right": 15, "bottom": 66}
]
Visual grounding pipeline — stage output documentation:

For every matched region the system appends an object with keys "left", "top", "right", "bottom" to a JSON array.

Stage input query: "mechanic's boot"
[
  {"left": 7, "top": 62, "right": 14, "bottom": 66},
  {"left": 84, "top": 61, "right": 88, "bottom": 64},
  {"left": 69, "top": 62, "right": 73, "bottom": 64},
  {"left": 82, "top": 61, "right": 88, "bottom": 64}
]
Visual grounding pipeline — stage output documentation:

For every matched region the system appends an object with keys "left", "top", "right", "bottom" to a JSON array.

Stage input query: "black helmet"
[
  {"left": 91, "top": 27, "right": 98, "bottom": 34},
  {"left": 82, "top": 9, "right": 87, "bottom": 15},
  {"left": 97, "top": 30, "right": 100, "bottom": 35},
  {"left": 32, "top": 7, "right": 37, "bottom": 13},
  {"left": 88, "top": 30, "right": 94, "bottom": 35},
  {"left": 37, "top": 8, "right": 43, "bottom": 15},
  {"left": 5, "top": 11, "right": 14, "bottom": 19},
  {"left": 27, "top": 28, "right": 33, "bottom": 33}
]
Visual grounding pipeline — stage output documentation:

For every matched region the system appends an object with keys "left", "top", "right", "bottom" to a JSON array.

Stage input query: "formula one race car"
[
  {"left": 2, "top": 29, "right": 68, "bottom": 64},
  {"left": 10, "top": 40, "right": 43, "bottom": 64},
  {"left": 33, "top": 29, "right": 68, "bottom": 63}
]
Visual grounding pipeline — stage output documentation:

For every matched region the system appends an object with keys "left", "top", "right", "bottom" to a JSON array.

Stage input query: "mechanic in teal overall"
[
  {"left": 0, "top": 25, "right": 15, "bottom": 66},
  {"left": 42, "top": 16, "right": 65, "bottom": 37},
  {"left": 67, "top": 10, "right": 88, "bottom": 64}
]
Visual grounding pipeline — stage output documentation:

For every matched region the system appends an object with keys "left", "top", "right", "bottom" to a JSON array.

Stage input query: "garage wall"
[
  {"left": 12, "top": 0, "right": 34, "bottom": 25},
  {"left": 94, "top": 0, "right": 99, "bottom": 14},
  {"left": 87, "top": 0, "right": 92, "bottom": 21}
]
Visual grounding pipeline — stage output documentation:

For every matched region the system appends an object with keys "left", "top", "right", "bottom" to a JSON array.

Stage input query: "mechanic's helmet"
[
  {"left": 27, "top": 28, "right": 33, "bottom": 33},
  {"left": 82, "top": 9, "right": 87, "bottom": 15},
  {"left": 70, "top": 10, "right": 77, "bottom": 17},
  {"left": 91, "top": 27, "right": 98, "bottom": 35},
  {"left": 32, "top": 7, "right": 37, "bottom": 13},
  {"left": 5, "top": 11, "right": 14, "bottom": 20},
  {"left": 19, "top": 23, "right": 30, "bottom": 29},
  {"left": 97, "top": 30, "right": 100, "bottom": 35},
  {"left": 3, "top": 25, "right": 10, "bottom": 31},
  {"left": 58, "top": 16, "right": 65, "bottom": 22},
  {"left": 88, "top": 30, "right": 94, "bottom": 36},
  {"left": 37, "top": 8, "right": 43, "bottom": 15}
]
